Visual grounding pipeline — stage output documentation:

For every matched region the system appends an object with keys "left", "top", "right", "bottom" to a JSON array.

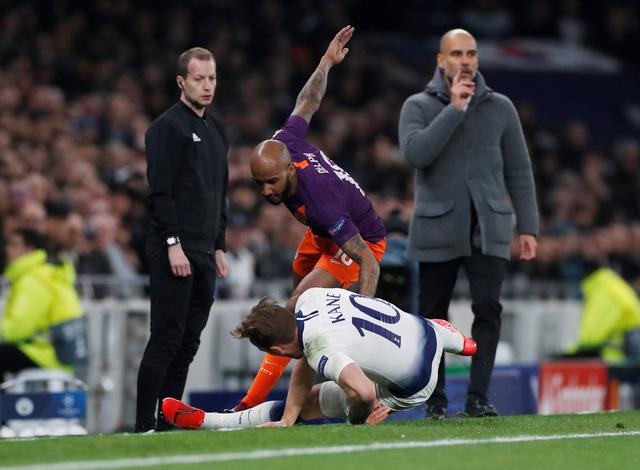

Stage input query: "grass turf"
[{"left": 0, "top": 411, "right": 638, "bottom": 469}]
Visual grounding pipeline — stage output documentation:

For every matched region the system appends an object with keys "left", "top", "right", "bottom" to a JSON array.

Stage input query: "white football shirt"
[{"left": 295, "top": 287, "right": 439, "bottom": 398}]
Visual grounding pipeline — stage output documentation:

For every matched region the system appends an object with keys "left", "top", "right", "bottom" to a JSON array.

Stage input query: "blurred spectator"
[
  {"left": 18, "top": 200, "right": 47, "bottom": 233},
  {"left": 377, "top": 209, "right": 417, "bottom": 313},
  {"left": 217, "top": 218, "right": 256, "bottom": 299},
  {"left": 557, "top": 0, "right": 587, "bottom": 46},
  {"left": 593, "top": 3, "right": 640, "bottom": 64},
  {"left": 78, "top": 213, "right": 141, "bottom": 299},
  {"left": 227, "top": 180, "right": 262, "bottom": 222},
  {"left": 559, "top": 119, "right": 591, "bottom": 170},
  {"left": 611, "top": 138, "right": 640, "bottom": 220},
  {"left": 564, "top": 236, "right": 640, "bottom": 362},
  {"left": 0, "top": 0, "right": 639, "bottom": 300},
  {"left": 0, "top": 229, "right": 84, "bottom": 379},
  {"left": 253, "top": 204, "right": 298, "bottom": 280}
]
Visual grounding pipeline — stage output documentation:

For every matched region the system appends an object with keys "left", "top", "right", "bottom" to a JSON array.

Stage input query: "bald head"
[
  {"left": 251, "top": 140, "right": 291, "bottom": 175},
  {"left": 437, "top": 29, "right": 478, "bottom": 85},
  {"left": 250, "top": 140, "right": 296, "bottom": 205},
  {"left": 440, "top": 29, "right": 475, "bottom": 54}
]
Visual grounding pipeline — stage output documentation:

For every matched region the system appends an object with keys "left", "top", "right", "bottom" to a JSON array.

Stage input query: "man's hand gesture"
[
  {"left": 450, "top": 69, "right": 476, "bottom": 111},
  {"left": 323, "top": 26, "right": 354, "bottom": 67}
]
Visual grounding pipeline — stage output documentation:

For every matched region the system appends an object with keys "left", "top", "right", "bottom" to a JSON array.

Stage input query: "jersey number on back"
[{"left": 349, "top": 294, "right": 401, "bottom": 348}]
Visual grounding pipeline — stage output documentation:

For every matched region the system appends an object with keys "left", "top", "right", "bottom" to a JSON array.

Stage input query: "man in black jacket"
[{"left": 135, "top": 47, "right": 229, "bottom": 432}]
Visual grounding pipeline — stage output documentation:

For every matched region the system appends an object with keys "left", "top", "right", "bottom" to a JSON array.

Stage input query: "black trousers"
[
  {"left": 0, "top": 344, "right": 38, "bottom": 380},
  {"left": 419, "top": 253, "right": 508, "bottom": 407},
  {"left": 135, "top": 243, "right": 216, "bottom": 431}
]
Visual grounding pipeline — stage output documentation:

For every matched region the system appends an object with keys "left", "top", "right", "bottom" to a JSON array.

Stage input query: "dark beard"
[
  {"left": 282, "top": 175, "right": 292, "bottom": 200},
  {"left": 266, "top": 175, "right": 292, "bottom": 205}
]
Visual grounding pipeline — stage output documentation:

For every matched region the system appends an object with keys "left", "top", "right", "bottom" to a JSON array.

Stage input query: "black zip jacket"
[{"left": 146, "top": 101, "right": 229, "bottom": 252}]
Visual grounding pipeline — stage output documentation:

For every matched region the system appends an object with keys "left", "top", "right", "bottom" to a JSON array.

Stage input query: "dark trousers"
[
  {"left": 135, "top": 243, "right": 216, "bottom": 431},
  {"left": 0, "top": 344, "right": 38, "bottom": 380},
  {"left": 419, "top": 253, "right": 508, "bottom": 407}
]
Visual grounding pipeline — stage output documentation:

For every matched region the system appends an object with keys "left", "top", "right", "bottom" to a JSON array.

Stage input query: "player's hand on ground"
[
  {"left": 258, "top": 420, "right": 290, "bottom": 428},
  {"left": 365, "top": 401, "right": 390, "bottom": 425},
  {"left": 323, "top": 25, "right": 354, "bottom": 66},
  {"left": 168, "top": 244, "right": 191, "bottom": 277},
  {"left": 450, "top": 69, "right": 476, "bottom": 110}
]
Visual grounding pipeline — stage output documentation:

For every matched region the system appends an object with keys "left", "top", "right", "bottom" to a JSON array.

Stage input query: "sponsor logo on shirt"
[
  {"left": 318, "top": 355, "right": 329, "bottom": 376},
  {"left": 328, "top": 218, "right": 346, "bottom": 236}
]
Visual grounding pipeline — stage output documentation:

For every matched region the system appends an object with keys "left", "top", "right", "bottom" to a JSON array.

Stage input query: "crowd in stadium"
[{"left": 1, "top": 0, "right": 639, "bottom": 299}]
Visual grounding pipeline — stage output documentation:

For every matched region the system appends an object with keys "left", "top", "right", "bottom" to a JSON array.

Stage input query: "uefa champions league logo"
[
  {"left": 58, "top": 393, "right": 82, "bottom": 417},
  {"left": 62, "top": 394, "right": 76, "bottom": 408},
  {"left": 15, "top": 398, "right": 34, "bottom": 417}
]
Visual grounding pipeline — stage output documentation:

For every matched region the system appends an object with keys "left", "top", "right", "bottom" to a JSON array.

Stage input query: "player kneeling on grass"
[{"left": 163, "top": 287, "right": 477, "bottom": 429}]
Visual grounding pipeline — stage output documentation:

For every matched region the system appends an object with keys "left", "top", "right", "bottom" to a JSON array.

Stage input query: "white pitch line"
[{"left": 2, "top": 431, "right": 639, "bottom": 470}]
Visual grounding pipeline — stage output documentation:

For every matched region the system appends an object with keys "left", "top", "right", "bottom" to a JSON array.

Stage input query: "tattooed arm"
[
  {"left": 292, "top": 26, "right": 354, "bottom": 123},
  {"left": 340, "top": 233, "right": 379, "bottom": 297}
]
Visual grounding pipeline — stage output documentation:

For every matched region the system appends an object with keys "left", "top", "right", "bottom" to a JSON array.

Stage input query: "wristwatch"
[{"left": 166, "top": 236, "right": 181, "bottom": 246}]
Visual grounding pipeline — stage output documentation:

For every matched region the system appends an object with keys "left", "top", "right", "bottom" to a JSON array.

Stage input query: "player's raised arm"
[{"left": 292, "top": 25, "right": 354, "bottom": 123}]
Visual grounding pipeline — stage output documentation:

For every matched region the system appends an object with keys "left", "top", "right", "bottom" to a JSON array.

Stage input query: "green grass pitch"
[{"left": 0, "top": 411, "right": 638, "bottom": 469}]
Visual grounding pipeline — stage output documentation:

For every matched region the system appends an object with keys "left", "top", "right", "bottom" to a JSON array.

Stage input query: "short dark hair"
[
  {"left": 177, "top": 47, "right": 214, "bottom": 78},
  {"left": 18, "top": 229, "right": 48, "bottom": 251},
  {"left": 231, "top": 298, "right": 296, "bottom": 350}
]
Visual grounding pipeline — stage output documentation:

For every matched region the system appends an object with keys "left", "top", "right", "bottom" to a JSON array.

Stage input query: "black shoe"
[
  {"left": 155, "top": 410, "right": 178, "bottom": 432},
  {"left": 425, "top": 404, "right": 446, "bottom": 420},
  {"left": 134, "top": 423, "right": 155, "bottom": 433},
  {"left": 463, "top": 398, "right": 498, "bottom": 418},
  {"left": 134, "top": 417, "right": 157, "bottom": 433}
]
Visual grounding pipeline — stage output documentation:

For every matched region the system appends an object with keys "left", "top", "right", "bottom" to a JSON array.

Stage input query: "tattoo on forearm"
[
  {"left": 296, "top": 65, "right": 328, "bottom": 114},
  {"left": 342, "top": 235, "right": 380, "bottom": 297},
  {"left": 342, "top": 236, "right": 366, "bottom": 264}
]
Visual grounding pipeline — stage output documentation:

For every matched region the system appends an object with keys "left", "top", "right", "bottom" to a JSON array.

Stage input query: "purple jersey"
[{"left": 273, "top": 115, "right": 386, "bottom": 246}]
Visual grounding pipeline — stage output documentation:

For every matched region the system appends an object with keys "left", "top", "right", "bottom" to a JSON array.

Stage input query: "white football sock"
[
  {"left": 201, "top": 400, "right": 283, "bottom": 429},
  {"left": 429, "top": 319, "right": 464, "bottom": 354}
]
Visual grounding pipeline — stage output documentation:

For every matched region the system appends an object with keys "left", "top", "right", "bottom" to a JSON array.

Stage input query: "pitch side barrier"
[
  {"left": 71, "top": 298, "right": 584, "bottom": 432},
  {"left": 1, "top": 295, "right": 603, "bottom": 433}
]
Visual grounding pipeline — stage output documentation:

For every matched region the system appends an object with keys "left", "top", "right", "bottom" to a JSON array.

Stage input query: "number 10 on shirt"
[{"left": 349, "top": 294, "right": 402, "bottom": 348}]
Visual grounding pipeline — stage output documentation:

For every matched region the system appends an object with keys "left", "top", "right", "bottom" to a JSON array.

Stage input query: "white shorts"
[
  {"left": 318, "top": 329, "right": 443, "bottom": 416},
  {"left": 319, "top": 380, "right": 349, "bottom": 419}
]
